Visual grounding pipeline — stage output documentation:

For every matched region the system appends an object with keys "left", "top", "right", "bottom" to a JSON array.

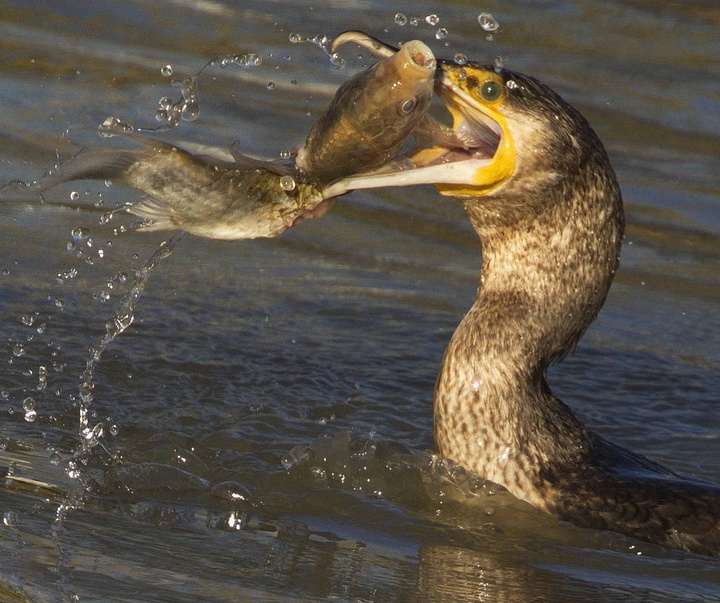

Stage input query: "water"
[{"left": 1, "top": 0, "right": 719, "bottom": 601}]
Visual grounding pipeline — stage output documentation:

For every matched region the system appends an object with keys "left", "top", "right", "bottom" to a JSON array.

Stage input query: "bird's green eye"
[{"left": 480, "top": 80, "right": 503, "bottom": 102}]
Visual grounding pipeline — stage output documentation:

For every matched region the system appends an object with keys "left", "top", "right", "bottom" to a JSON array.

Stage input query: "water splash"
[
  {"left": 289, "top": 33, "right": 345, "bottom": 67},
  {"left": 99, "top": 116, "right": 135, "bottom": 137},
  {"left": 208, "top": 52, "right": 262, "bottom": 69},
  {"left": 76, "top": 231, "right": 187, "bottom": 454}
]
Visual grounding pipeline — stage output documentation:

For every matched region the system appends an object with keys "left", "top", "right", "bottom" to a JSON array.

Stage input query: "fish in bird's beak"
[
  {"left": 297, "top": 37, "right": 436, "bottom": 187},
  {"left": 324, "top": 32, "right": 516, "bottom": 199}
]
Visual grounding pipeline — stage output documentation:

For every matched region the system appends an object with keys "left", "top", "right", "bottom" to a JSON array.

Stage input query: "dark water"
[{"left": 1, "top": 1, "right": 719, "bottom": 601}]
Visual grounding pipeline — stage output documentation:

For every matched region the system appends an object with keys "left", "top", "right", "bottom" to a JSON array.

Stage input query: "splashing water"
[
  {"left": 76, "top": 231, "right": 188, "bottom": 454},
  {"left": 108, "top": 49, "right": 262, "bottom": 134},
  {"left": 289, "top": 33, "right": 345, "bottom": 67},
  {"left": 209, "top": 52, "right": 262, "bottom": 69}
]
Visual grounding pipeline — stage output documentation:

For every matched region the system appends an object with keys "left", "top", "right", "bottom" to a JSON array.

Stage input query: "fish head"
[{"left": 296, "top": 38, "right": 435, "bottom": 184}]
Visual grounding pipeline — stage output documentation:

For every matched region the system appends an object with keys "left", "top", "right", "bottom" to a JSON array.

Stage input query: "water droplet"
[
  {"left": 211, "top": 481, "right": 252, "bottom": 503},
  {"left": 329, "top": 53, "right": 345, "bottom": 67},
  {"left": 158, "top": 96, "right": 173, "bottom": 110},
  {"left": 311, "top": 34, "right": 329, "bottom": 47},
  {"left": 289, "top": 32, "right": 303, "bottom": 43},
  {"left": 266, "top": 81, "right": 276, "bottom": 91},
  {"left": 161, "top": 64, "right": 173, "bottom": 77},
  {"left": 279, "top": 149, "right": 291, "bottom": 160},
  {"left": 12, "top": 343, "right": 25, "bottom": 357},
  {"left": 82, "top": 422, "right": 104, "bottom": 447},
  {"left": 99, "top": 116, "right": 134, "bottom": 136},
  {"left": 66, "top": 460, "right": 80, "bottom": 479},
  {"left": 24, "top": 410, "right": 37, "bottom": 422},
  {"left": 425, "top": 14, "right": 440, "bottom": 26},
  {"left": 50, "top": 451, "right": 62, "bottom": 465},
  {"left": 37, "top": 366, "right": 47, "bottom": 391},
  {"left": 70, "top": 191, "right": 79, "bottom": 201},
  {"left": 54, "top": 298, "right": 65, "bottom": 309},
  {"left": 22, "top": 397, "right": 35, "bottom": 412},
  {"left": 310, "top": 466, "right": 327, "bottom": 484},
  {"left": 454, "top": 53, "right": 467, "bottom": 65},
  {"left": 409, "top": 16, "right": 420, "bottom": 26},
  {"left": 494, "top": 56, "right": 504, "bottom": 72},
  {"left": 279, "top": 175, "right": 296, "bottom": 191},
  {"left": 109, "top": 424, "right": 119, "bottom": 436},
  {"left": 21, "top": 314, "right": 35, "bottom": 326},
  {"left": 281, "top": 445, "right": 311, "bottom": 470},
  {"left": 3, "top": 511, "right": 18, "bottom": 528},
  {"left": 435, "top": 27, "right": 448, "bottom": 40},
  {"left": 36, "top": 323, "right": 46, "bottom": 334},
  {"left": 71, "top": 226, "right": 88, "bottom": 241},
  {"left": 394, "top": 13, "right": 408, "bottom": 26},
  {"left": 478, "top": 12, "right": 499, "bottom": 32},
  {"left": 245, "top": 53, "right": 262, "bottom": 66}
]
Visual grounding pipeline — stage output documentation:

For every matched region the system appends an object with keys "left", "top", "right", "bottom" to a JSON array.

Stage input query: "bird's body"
[{"left": 333, "top": 35, "right": 720, "bottom": 555}]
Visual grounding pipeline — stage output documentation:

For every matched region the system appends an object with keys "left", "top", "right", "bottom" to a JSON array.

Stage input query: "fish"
[
  {"left": 15, "top": 39, "right": 436, "bottom": 240},
  {"left": 295, "top": 39, "right": 435, "bottom": 186}
]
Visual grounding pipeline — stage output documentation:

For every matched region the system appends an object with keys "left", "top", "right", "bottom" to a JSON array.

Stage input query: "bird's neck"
[{"left": 433, "top": 172, "right": 623, "bottom": 508}]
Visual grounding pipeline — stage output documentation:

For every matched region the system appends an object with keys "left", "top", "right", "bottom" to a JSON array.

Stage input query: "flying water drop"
[
  {"left": 99, "top": 116, "right": 134, "bottom": 136},
  {"left": 454, "top": 53, "right": 468, "bottom": 65},
  {"left": 279, "top": 175, "right": 296, "bottom": 191},
  {"left": 478, "top": 12, "right": 499, "bottom": 32}
]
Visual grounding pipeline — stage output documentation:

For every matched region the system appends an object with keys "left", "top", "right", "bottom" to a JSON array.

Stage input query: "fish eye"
[
  {"left": 479, "top": 80, "right": 503, "bottom": 102},
  {"left": 400, "top": 98, "right": 417, "bottom": 114}
]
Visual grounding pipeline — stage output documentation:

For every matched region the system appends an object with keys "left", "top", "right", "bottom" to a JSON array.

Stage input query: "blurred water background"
[{"left": 0, "top": 1, "right": 719, "bottom": 601}]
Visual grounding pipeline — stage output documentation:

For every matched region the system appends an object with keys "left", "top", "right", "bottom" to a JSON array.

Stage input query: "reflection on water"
[{"left": 1, "top": 1, "right": 719, "bottom": 601}]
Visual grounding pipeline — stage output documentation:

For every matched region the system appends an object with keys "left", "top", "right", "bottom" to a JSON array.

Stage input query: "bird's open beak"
[{"left": 323, "top": 37, "right": 516, "bottom": 199}]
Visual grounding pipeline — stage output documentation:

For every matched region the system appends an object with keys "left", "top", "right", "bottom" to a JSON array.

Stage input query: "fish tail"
[{"left": 29, "top": 147, "right": 143, "bottom": 192}]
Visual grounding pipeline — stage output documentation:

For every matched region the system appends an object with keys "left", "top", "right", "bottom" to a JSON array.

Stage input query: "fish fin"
[
  {"left": 228, "top": 141, "right": 295, "bottom": 175},
  {"left": 125, "top": 195, "right": 176, "bottom": 230},
  {"left": 29, "top": 146, "right": 144, "bottom": 192}
]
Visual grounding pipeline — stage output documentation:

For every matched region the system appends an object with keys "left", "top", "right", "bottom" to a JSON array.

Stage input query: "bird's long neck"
[{"left": 433, "top": 158, "right": 624, "bottom": 509}]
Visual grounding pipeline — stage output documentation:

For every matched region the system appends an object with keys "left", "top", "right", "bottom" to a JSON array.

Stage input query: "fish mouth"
[{"left": 323, "top": 59, "right": 514, "bottom": 199}]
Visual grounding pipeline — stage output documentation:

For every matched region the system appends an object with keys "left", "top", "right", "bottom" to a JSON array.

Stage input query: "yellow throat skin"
[{"left": 431, "top": 68, "right": 516, "bottom": 197}]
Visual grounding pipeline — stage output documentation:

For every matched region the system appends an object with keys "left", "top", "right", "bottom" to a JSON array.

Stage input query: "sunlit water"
[{"left": 1, "top": 1, "right": 719, "bottom": 601}]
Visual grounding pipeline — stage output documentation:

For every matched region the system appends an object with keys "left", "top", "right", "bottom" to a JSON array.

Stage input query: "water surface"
[{"left": 1, "top": 1, "right": 719, "bottom": 601}]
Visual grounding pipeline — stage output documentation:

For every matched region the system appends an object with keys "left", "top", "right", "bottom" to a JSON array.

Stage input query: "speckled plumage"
[{"left": 433, "top": 64, "right": 720, "bottom": 555}]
